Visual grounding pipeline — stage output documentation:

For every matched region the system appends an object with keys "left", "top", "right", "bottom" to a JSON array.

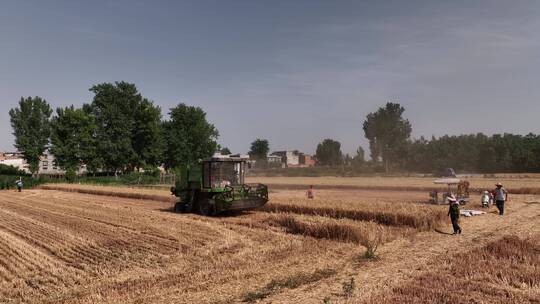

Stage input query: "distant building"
[
  {"left": 0, "top": 152, "right": 29, "bottom": 173},
  {"left": 38, "top": 151, "right": 89, "bottom": 175},
  {"left": 0, "top": 151, "right": 88, "bottom": 175},
  {"left": 267, "top": 155, "right": 282, "bottom": 164},
  {"left": 38, "top": 152, "right": 63, "bottom": 175},
  {"left": 271, "top": 151, "right": 299, "bottom": 167},
  {"left": 299, "top": 153, "right": 316, "bottom": 167},
  {"left": 213, "top": 152, "right": 250, "bottom": 160},
  {"left": 269, "top": 150, "right": 315, "bottom": 168}
]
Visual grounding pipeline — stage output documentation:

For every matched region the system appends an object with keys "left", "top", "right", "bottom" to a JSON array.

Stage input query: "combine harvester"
[{"left": 170, "top": 154, "right": 268, "bottom": 215}]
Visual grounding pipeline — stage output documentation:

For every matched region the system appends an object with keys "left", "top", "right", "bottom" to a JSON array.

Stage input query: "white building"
[
  {"left": 213, "top": 152, "right": 250, "bottom": 160},
  {"left": 267, "top": 155, "right": 282, "bottom": 163},
  {"left": 270, "top": 151, "right": 300, "bottom": 167},
  {"left": 38, "top": 151, "right": 87, "bottom": 175},
  {"left": 38, "top": 152, "right": 63, "bottom": 175},
  {"left": 1, "top": 151, "right": 86, "bottom": 175},
  {"left": 0, "top": 152, "right": 30, "bottom": 173}
]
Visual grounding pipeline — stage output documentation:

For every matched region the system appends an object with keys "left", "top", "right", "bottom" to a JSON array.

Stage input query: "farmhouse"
[
  {"left": 267, "top": 154, "right": 282, "bottom": 164},
  {"left": 0, "top": 152, "right": 29, "bottom": 173},
  {"left": 38, "top": 152, "right": 64, "bottom": 175},
  {"left": 270, "top": 150, "right": 315, "bottom": 168},
  {"left": 299, "top": 153, "right": 316, "bottom": 167},
  {"left": 0, "top": 151, "right": 85, "bottom": 175}
]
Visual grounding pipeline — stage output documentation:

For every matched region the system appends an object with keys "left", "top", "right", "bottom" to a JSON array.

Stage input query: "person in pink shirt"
[{"left": 306, "top": 185, "right": 314, "bottom": 199}]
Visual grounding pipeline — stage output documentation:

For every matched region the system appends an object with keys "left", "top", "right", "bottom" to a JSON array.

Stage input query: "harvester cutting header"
[{"left": 170, "top": 154, "right": 269, "bottom": 215}]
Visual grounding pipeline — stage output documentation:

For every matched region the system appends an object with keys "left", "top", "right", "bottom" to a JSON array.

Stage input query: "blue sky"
[{"left": 1, "top": 0, "right": 540, "bottom": 155}]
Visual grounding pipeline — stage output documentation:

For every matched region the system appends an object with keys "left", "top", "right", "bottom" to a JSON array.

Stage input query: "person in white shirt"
[
  {"left": 481, "top": 191, "right": 490, "bottom": 208},
  {"left": 493, "top": 183, "right": 508, "bottom": 215},
  {"left": 15, "top": 178, "right": 23, "bottom": 192}
]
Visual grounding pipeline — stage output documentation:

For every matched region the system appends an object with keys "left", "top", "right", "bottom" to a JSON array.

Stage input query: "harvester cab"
[{"left": 170, "top": 155, "right": 268, "bottom": 215}]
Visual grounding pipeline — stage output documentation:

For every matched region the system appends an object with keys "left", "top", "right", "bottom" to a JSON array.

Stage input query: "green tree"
[
  {"left": 248, "top": 139, "right": 269, "bottom": 161},
  {"left": 352, "top": 146, "right": 365, "bottom": 167},
  {"left": 89, "top": 81, "right": 159, "bottom": 173},
  {"left": 363, "top": 102, "right": 412, "bottom": 173},
  {"left": 0, "top": 164, "right": 27, "bottom": 176},
  {"left": 220, "top": 147, "right": 232, "bottom": 155},
  {"left": 81, "top": 104, "right": 104, "bottom": 173},
  {"left": 50, "top": 105, "right": 100, "bottom": 173},
  {"left": 400, "top": 132, "right": 540, "bottom": 174},
  {"left": 9, "top": 97, "right": 52, "bottom": 174},
  {"left": 132, "top": 99, "right": 164, "bottom": 169},
  {"left": 316, "top": 139, "right": 343, "bottom": 166},
  {"left": 162, "top": 103, "right": 219, "bottom": 169},
  {"left": 343, "top": 154, "right": 353, "bottom": 167}
]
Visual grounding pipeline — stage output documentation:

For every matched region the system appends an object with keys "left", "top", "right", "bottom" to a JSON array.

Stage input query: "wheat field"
[
  {"left": 246, "top": 175, "right": 540, "bottom": 193},
  {"left": 0, "top": 181, "right": 538, "bottom": 303},
  {"left": 363, "top": 235, "right": 540, "bottom": 304}
]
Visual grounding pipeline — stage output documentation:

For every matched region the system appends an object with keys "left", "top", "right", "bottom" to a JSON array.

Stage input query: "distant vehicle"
[
  {"left": 170, "top": 155, "right": 268, "bottom": 215},
  {"left": 429, "top": 177, "right": 470, "bottom": 204},
  {"left": 435, "top": 168, "right": 456, "bottom": 178}
]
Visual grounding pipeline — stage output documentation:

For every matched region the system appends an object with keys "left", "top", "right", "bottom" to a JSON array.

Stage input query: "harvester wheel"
[
  {"left": 197, "top": 199, "right": 213, "bottom": 216},
  {"left": 173, "top": 202, "right": 186, "bottom": 213}
]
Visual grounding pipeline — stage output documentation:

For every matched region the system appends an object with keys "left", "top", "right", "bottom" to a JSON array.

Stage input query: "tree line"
[
  {"left": 362, "top": 102, "right": 540, "bottom": 173},
  {"left": 10, "top": 85, "right": 540, "bottom": 175},
  {"left": 404, "top": 133, "right": 540, "bottom": 173},
  {"left": 249, "top": 102, "right": 540, "bottom": 173},
  {"left": 9, "top": 82, "right": 219, "bottom": 175}
]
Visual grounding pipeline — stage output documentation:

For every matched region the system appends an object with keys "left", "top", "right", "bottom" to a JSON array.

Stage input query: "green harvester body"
[{"left": 170, "top": 156, "right": 268, "bottom": 215}]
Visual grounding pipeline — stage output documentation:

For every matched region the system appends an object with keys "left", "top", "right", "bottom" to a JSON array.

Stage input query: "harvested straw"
[
  {"left": 40, "top": 184, "right": 172, "bottom": 202},
  {"left": 261, "top": 202, "right": 446, "bottom": 231}
]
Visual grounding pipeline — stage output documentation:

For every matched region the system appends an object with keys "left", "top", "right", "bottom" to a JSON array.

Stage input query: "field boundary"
[
  {"left": 121, "top": 182, "right": 540, "bottom": 195},
  {"left": 38, "top": 183, "right": 540, "bottom": 204},
  {"left": 264, "top": 183, "right": 540, "bottom": 194},
  {"left": 39, "top": 185, "right": 172, "bottom": 202}
]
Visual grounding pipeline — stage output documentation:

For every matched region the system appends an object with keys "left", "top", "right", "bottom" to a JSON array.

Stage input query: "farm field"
[
  {"left": 44, "top": 174, "right": 540, "bottom": 195},
  {"left": 0, "top": 183, "right": 538, "bottom": 303},
  {"left": 246, "top": 175, "right": 540, "bottom": 193},
  {"left": 40, "top": 183, "right": 173, "bottom": 202}
]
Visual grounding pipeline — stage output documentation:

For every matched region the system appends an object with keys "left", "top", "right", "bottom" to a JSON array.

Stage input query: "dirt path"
[{"left": 261, "top": 196, "right": 540, "bottom": 303}]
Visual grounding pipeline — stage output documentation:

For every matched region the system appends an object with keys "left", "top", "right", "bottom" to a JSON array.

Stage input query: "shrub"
[
  {"left": 0, "top": 175, "right": 44, "bottom": 189},
  {"left": 342, "top": 277, "right": 355, "bottom": 298},
  {"left": 362, "top": 228, "right": 383, "bottom": 260},
  {"left": 65, "top": 168, "right": 77, "bottom": 182},
  {"left": 0, "top": 164, "right": 27, "bottom": 176}
]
